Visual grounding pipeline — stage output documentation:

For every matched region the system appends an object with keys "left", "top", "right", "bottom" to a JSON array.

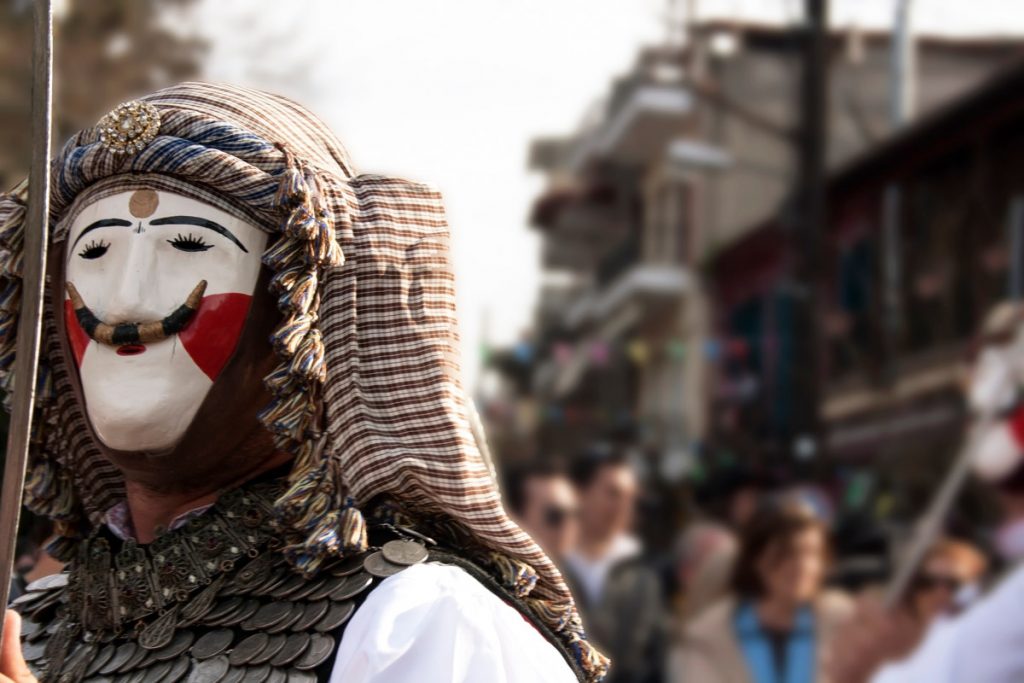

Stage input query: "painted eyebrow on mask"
[
  {"left": 71, "top": 218, "right": 133, "bottom": 248},
  {"left": 149, "top": 215, "right": 249, "bottom": 253}
]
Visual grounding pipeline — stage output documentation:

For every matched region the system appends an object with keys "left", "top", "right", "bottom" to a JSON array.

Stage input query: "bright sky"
[{"left": 196, "top": 0, "right": 1022, "bottom": 390}]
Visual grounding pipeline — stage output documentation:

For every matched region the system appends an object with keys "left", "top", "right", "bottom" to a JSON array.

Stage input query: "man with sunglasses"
[{"left": 504, "top": 462, "right": 581, "bottom": 563}]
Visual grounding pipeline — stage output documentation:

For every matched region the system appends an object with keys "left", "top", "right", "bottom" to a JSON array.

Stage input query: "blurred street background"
[{"left": 5, "top": 1, "right": 1024, "bottom": 681}]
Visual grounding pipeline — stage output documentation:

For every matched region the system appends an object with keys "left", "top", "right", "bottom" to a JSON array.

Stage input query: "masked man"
[{"left": 0, "top": 83, "right": 608, "bottom": 683}]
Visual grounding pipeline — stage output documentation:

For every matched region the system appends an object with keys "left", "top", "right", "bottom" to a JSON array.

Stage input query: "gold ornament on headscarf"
[{"left": 97, "top": 100, "right": 161, "bottom": 154}]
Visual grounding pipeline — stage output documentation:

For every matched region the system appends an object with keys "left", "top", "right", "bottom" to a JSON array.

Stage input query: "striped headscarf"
[{"left": 0, "top": 82, "right": 607, "bottom": 680}]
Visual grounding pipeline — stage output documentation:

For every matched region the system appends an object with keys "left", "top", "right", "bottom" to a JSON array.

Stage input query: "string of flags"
[{"left": 487, "top": 336, "right": 753, "bottom": 368}]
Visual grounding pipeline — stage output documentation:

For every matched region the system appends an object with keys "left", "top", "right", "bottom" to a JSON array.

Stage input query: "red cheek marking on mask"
[
  {"left": 64, "top": 299, "right": 90, "bottom": 366},
  {"left": 178, "top": 293, "right": 253, "bottom": 381}
]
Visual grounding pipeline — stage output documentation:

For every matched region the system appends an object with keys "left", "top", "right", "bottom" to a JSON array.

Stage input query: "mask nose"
[{"left": 99, "top": 234, "right": 166, "bottom": 324}]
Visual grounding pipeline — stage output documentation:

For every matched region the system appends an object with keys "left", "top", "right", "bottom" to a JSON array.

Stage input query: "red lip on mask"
[
  {"left": 65, "top": 293, "right": 253, "bottom": 381},
  {"left": 117, "top": 344, "right": 146, "bottom": 356}
]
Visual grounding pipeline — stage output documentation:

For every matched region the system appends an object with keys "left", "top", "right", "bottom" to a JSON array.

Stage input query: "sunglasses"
[
  {"left": 913, "top": 573, "right": 964, "bottom": 593},
  {"left": 543, "top": 505, "right": 579, "bottom": 530}
]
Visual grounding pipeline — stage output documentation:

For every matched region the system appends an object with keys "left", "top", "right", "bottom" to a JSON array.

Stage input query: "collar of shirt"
[{"left": 103, "top": 500, "right": 214, "bottom": 541}]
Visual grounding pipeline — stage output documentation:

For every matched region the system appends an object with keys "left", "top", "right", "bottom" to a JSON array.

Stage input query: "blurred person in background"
[
  {"left": 669, "top": 521, "right": 739, "bottom": 623},
  {"left": 503, "top": 461, "right": 580, "bottom": 564},
  {"left": 870, "top": 539, "right": 988, "bottom": 683},
  {"left": 567, "top": 450, "right": 665, "bottom": 683},
  {"left": 673, "top": 499, "right": 853, "bottom": 683},
  {"left": 908, "top": 538, "right": 988, "bottom": 625},
  {"left": 665, "top": 521, "right": 738, "bottom": 680},
  {"left": 831, "top": 302, "right": 1024, "bottom": 683}
]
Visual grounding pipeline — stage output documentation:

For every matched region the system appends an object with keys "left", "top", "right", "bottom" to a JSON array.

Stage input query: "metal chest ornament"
[{"left": 10, "top": 480, "right": 438, "bottom": 683}]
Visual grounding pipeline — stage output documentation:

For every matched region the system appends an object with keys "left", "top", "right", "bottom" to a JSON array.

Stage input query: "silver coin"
[
  {"left": 292, "top": 634, "right": 334, "bottom": 671},
  {"left": 228, "top": 633, "right": 269, "bottom": 667},
  {"left": 99, "top": 642, "right": 138, "bottom": 675},
  {"left": 19, "top": 619, "right": 41, "bottom": 638},
  {"left": 191, "top": 629, "right": 235, "bottom": 661},
  {"left": 187, "top": 654, "right": 230, "bottom": 683},
  {"left": 241, "top": 601, "right": 293, "bottom": 631},
  {"left": 153, "top": 631, "right": 196, "bottom": 661},
  {"left": 221, "top": 667, "right": 246, "bottom": 683},
  {"left": 117, "top": 642, "right": 149, "bottom": 672},
  {"left": 86, "top": 643, "right": 116, "bottom": 676},
  {"left": 202, "top": 597, "right": 243, "bottom": 625},
  {"left": 22, "top": 638, "right": 48, "bottom": 662},
  {"left": 24, "top": 572, "right": 69, "bottom": 592},
  {"left": 303, "top": 576, "right": 343, "bottom": 602},
  {"left": 264, "top": 604, "right": 304, "bottom": 635},
  {"left": 135, "top": 646, "right": 161, "bottom": 670},
  {"left": 252, "top": 569, "right": 292, "bottom": 597},
  {"left": 328, "top": 555, "right": 365, "bottom": 577},
  {"left": 265, "top": 668, "right": 287, "bottom": 683},
  {"left": 314, "top": 601, "right": 355, "bottom": 633},
  {"left": 362, "top": 551, "right": 404, "bottom": 578},
  {"left": 285, "top": 577, "right": 328, "bottom": 602},
  {"left": 146, "top": 659, "right": 174, "bottom": 682},
  {"left": 249, "top": 634, "right": 286, "bottom": 666},
  {"left": 124, "top": 668, "right": 148, "bottom": 683},
  {"left": 290, "top": 600, "right": 329, "bottom": 632},
  {"left": 327, "top": 572, "right": 372, "bottom": 602},
  {"left": 268, "top": 575, "right": 307, "bottom": 600},
  {"left": 162, "top": 654, "right": 191, "bottom": 683},
  {"left": 26, "top": 619, "right": 48, "bottom": 643},
  {"left": 10, "top": 591, "right": 44, "bottom": 609},
  {"left": 268, "top": 633, "right": 310, "bottom": 668},
  {"left": 63, "top": 642, "right": 98, "bottom": 677},
  {"left": 219, "top": 599, "right": 261, "bottom": 627},
  {"left": 240, "top": 665, "right": 271, "bottom": 683},
  {"left": 286, "top": 671, "right": 316, "bottom": 683},
  {"left": 382, "top": 539, "right": 429, "bottom": 566}
]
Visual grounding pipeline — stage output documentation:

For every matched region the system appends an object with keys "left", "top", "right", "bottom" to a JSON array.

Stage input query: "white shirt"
[
  {"left": 330, "top": 562, "right": 578, "bottom": 683},
  {"left": 871, "top": 564, "right": 1024, "bottom": 683},
  {"left": 564, "top": 534, "right": 641, "bottom": 606}
]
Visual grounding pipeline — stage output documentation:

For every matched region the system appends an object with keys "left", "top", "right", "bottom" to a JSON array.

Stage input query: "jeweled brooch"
[{"left": 97, "top": 100, "right": 161, "bottom": 154}]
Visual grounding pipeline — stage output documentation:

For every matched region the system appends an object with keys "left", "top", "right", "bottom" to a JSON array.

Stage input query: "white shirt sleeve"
[{"left": 328, "top": 562, "right": 578, "bottom": 683}]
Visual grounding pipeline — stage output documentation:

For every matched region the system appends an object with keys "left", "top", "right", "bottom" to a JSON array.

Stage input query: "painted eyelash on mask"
[
  {"left": 78, "top": 239, "right": 110, "bottom": 260},
  {"left": 168, "top": 232, "right": 213, "bottom": 252}
]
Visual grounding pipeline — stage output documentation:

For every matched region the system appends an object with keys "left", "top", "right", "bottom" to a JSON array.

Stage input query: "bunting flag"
[{"left": 480, "top": 335, "right": 755, "bottom": 369}]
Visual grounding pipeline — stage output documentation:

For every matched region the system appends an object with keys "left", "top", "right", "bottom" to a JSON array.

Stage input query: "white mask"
[{"left": 64, "top": 190, "right": 268, "bottom": 452}]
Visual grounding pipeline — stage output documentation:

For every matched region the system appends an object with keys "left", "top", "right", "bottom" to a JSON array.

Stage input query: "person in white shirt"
[{"left": 566, "top": 450, "right": 664, "bottom": 683}]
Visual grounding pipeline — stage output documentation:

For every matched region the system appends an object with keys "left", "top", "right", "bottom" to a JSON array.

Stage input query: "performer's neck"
[
  {"left": 755, "top": 595, "right": 800, "bottom": 631},
  {"left": 122, "top": 448, "right": 292, "bottom": 543}
]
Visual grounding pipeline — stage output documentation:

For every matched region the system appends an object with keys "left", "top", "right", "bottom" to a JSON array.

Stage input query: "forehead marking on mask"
[{"left": 129, "top": 189, "right": 159, "bottom": 218}]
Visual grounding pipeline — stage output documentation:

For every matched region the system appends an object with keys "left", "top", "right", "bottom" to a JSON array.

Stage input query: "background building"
[{"left": 482, "top": 19, "right": 1024, "bottom": 495}]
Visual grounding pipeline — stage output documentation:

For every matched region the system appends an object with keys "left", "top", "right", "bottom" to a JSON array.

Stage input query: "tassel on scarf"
[
  {"left": 269, "top": 313, "right": 313, "bottom": 357},
  {"left": 489, "top": 552, "right": 539, "bottom": 598},
  {"left": 289, "top": 330, "right": 326, "bottom": 384},
  {"left": 262, "top": 364, "right": 297, "bottom": 397}
]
